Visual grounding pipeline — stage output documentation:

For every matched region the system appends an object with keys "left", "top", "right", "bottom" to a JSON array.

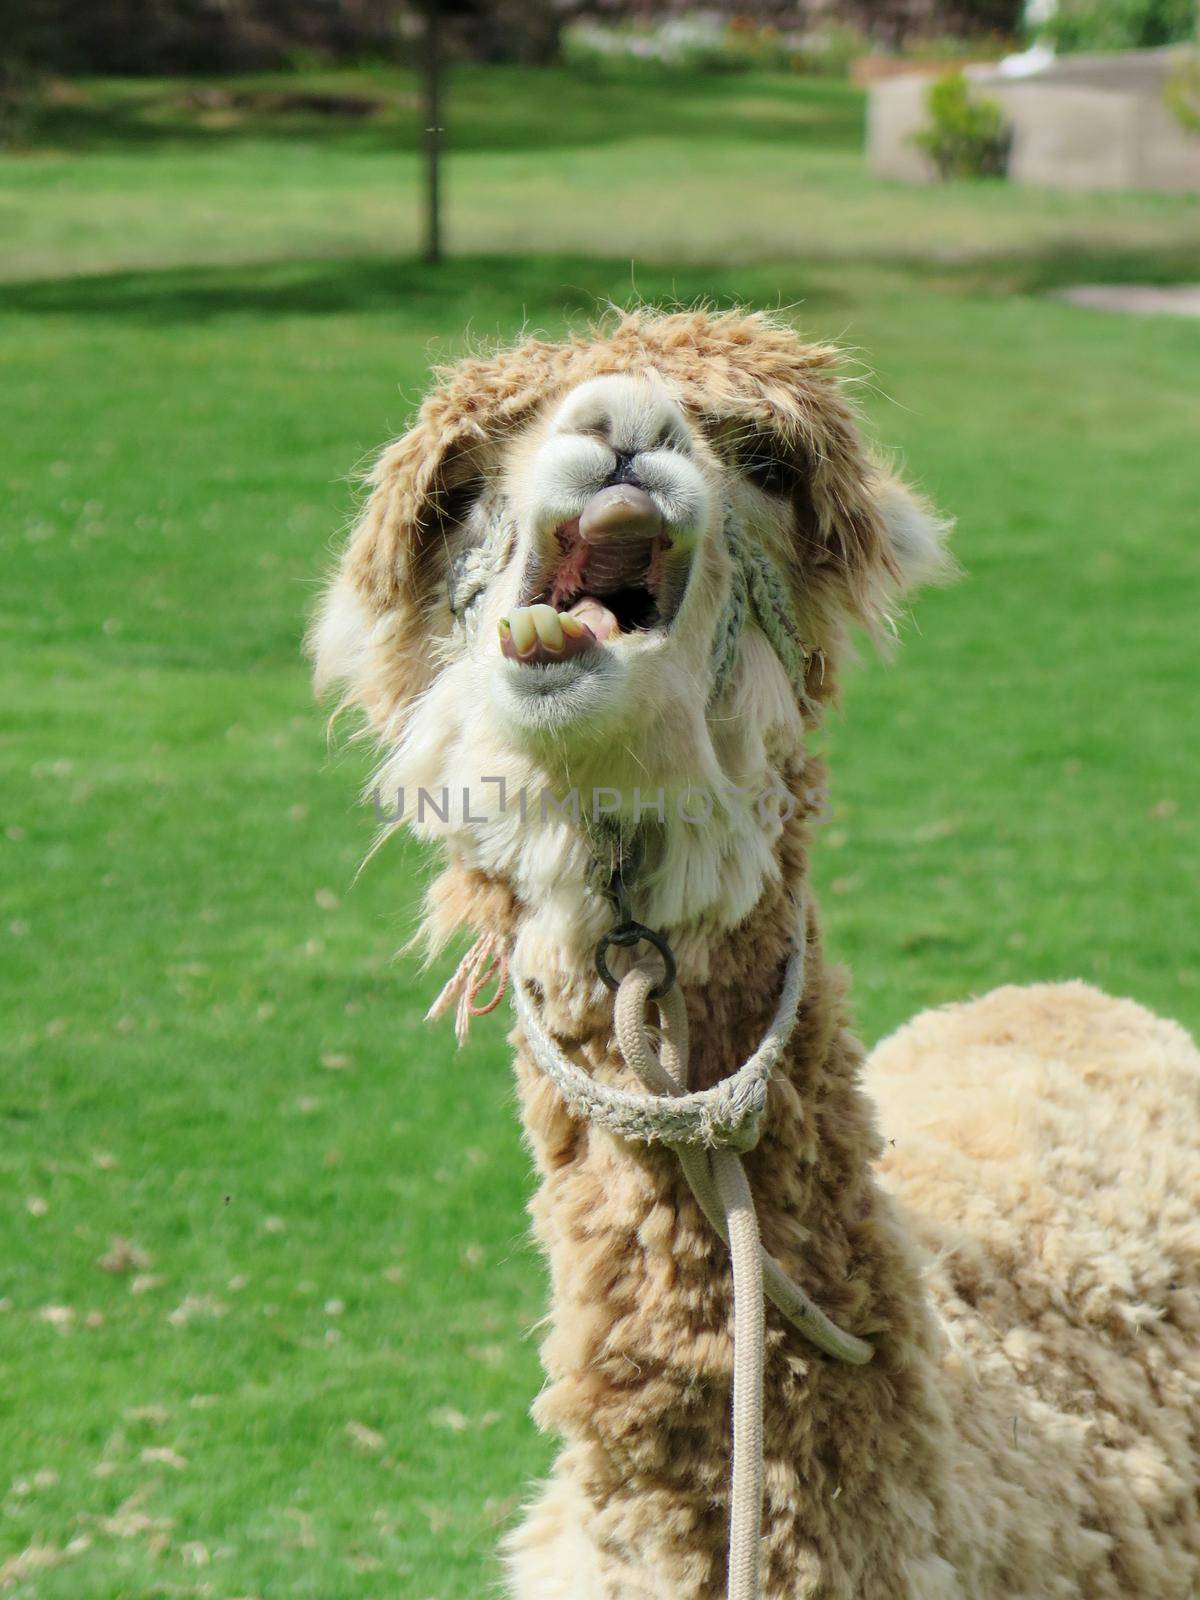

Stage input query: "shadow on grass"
[
  {"left": 929, "top": 242, "right": 1200, "bottom": 298},
  {"left": 4, "top": 241, "right": 1198, "bottom": 328},
  {"left": 0, "top": 254, "right": 852, "bottom": 325}
]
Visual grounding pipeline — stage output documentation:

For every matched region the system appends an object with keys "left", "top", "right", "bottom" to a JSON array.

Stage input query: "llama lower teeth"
[
  {"left": 499, "top": 606, "right": 599, "bottom": 664},
  {"left": 507, "top": 608, "right": 537, "bottom": 656},
  {"left": 529, "top": 604, "right": 563, "bottom": 651}
]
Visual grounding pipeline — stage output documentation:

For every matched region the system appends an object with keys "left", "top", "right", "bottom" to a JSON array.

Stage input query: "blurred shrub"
[
  {"left": 0, "top": 58, "right": 42, "bottom": 148},
  {"left": 721, "top": 17, "right": 808, "bottom": 72},
  {"left": 563, "top": 17, "right": 875, "bottom": 76},
  {"left": 564, "top": 13, "right": 1019, "bottom": 82},
  {"left": 909, "top": 30, "right": 1013, "bottom": 60},
  {"left": 913, "top": 70, "right": 1011, "bottom": 178},
  {"left": 0, "top": 0, "right": 581, "bottom": 76},
  {"left": 1042, "top": 0, "right": 1196, "bottom": 52},
  {"left": 853, "top": 0, "right": 1022, "bottom": 51},
  {"left": 939, "top": 0, "right": 1026, "bottom": 37},
  {"left": 792, "top": 23, "right": 871, "bottom": 78},
  {"left": 564, "top": 17, "right": 796, "bottom": 74},
  {"left": 1164, "top": 53, "right": 1200, "bottom": 133},
  {"left": 0, "top": 0, "right": 401, "bottom": 74}
]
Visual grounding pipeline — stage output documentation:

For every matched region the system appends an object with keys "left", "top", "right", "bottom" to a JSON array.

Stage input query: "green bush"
[
  {"left": 913, "top": 71, "right": 1011, "bottom": 180},
  {"left": 1164, "top": 53, "right": 1200, "bottom": 133},
  {"left": 1043, "top": 0, "right": 1196, "bottom": 53}
]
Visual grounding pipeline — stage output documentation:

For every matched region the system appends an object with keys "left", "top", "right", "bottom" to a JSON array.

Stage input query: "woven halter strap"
[{"left": 511, "top": 925, "right": 796, "bottom": 1152}]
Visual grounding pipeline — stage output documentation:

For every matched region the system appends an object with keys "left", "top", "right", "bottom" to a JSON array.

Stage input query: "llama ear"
[
  {"left": 309, "top": 569, "right": 371, "bottom": 703},
  {"left": 307, "top": 414, "right": 483, "bottom": 720},
  {"left": 857, "top": 470, "right": 955, "bottom": 630},
  {"left": 688, "top": 312, "right": 955, "bottom": 651},
  {"left": 309, "top": 338, "right": 560, "bottom": 720},
  {"left": 789, "top": 441, "right": 954, "bottom": 658}
]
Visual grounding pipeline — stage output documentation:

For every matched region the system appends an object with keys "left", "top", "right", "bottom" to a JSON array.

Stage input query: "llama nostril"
[
  {"left": 608, "top": 450, "right": 640, "bottom": 486},
  {"left": 579, "top": 484, "right": 662, "bottom": 544}
]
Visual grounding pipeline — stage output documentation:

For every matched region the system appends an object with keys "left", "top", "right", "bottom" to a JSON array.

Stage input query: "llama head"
[{"left": 311, "top": 309, "right": 949, "bottom": 965}]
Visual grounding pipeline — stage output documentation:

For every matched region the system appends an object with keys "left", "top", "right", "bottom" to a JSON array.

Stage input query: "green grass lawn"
[{"left": 1, "top": 64, "right": 1198, "bottom": 1599}]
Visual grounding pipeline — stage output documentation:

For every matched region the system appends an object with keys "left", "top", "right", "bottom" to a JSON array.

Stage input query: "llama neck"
[
  {"left": 514, "top": 871, "right": 905, "bottom": 1353},
  {"left": 508, "top": 860, "right": 957, "bottom": 1594}
]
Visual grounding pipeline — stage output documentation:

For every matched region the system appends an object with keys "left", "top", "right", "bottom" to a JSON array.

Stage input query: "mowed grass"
[{"left": 1, "top": 66, "right": 1198, "bottom": 1600}]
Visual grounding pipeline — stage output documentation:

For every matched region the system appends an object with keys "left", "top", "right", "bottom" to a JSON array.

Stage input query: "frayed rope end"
[{"left": 426, "top": 932, "right": 510, "bottom": 1046}]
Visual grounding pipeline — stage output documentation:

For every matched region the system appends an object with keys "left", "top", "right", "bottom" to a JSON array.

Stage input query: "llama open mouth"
[{"left": 500, "top": 487, "right": 678, "bottom": 667}]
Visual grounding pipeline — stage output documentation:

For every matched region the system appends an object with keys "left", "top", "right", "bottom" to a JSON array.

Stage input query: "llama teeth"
[
  {"left": 530, "top": 604, "right": 564, "bottom": 651},
  {"left": 531, "top": 601, "right": 563, "bottom": 646},
  {"left": 509, "top": 608, "right": 537, "bottom": 656},
  {"left": 501, "top": 606, "right": 598, "bottom": 663}
]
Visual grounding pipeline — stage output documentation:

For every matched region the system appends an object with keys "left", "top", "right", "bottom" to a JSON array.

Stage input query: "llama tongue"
[
  {"left": 558, "top": 486, "right": 661, "bottom": 644},
  {"left": 566, "top": 595, "right": 619, "bottom": 642}
]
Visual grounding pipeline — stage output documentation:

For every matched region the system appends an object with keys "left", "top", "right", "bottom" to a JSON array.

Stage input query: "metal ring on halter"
[{"left": 595, "top": 921, "right": 677, "bottom": 1001}]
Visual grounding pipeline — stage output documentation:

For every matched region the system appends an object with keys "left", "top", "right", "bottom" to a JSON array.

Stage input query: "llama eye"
[
  {"left": 737, "top": 441, "right": 794, "bottom": 497},
  {"left": 433, "top": 476, "right": 483, "bottom": 530}
]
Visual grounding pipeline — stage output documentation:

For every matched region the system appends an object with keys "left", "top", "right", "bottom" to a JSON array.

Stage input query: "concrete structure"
[
  {"left": 868, "top": 47, "right": 1200, "bottom": 192},
  {"left": 1055, "top": 283, "right": 1200, "bottom": 315}
]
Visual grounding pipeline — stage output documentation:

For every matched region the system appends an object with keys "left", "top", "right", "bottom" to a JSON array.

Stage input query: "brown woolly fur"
[{"left": 311, "top": 308, "right": 1198, "bottom": 1598}]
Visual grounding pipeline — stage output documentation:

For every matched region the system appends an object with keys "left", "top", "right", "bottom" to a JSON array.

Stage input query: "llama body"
[{"left": 312, "top": 309, "right": 1200, "bottom": 1598}]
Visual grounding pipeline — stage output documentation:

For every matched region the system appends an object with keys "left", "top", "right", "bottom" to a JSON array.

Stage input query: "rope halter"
[{"left": 511, "top": 889, "right": 873, "bottom": 1600}]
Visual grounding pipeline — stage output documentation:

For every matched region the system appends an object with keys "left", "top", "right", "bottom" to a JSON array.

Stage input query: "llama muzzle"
[{"left": 500, "top": 485, "right": 676, "bottom": 665}]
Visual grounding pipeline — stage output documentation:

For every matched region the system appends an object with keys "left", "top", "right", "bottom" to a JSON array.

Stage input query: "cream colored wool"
[{"left": 311, "top": 309, "right": 1200, "bottom": 1598}]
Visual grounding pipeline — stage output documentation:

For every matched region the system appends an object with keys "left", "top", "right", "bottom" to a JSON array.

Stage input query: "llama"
[{"left": 311, "top": 309, "right": 1200, "bottom": 1599}]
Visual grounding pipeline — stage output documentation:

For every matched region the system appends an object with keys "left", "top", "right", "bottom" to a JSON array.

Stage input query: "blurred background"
[{"left": 1, "top": 2, "right": 1197, "bottom": 1596}]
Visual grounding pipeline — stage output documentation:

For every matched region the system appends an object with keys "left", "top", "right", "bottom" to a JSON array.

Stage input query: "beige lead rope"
[
  {"left": 512, "top": 899, "right": 873, "bottom": 1600},
  {"left": 613, "top": 968, "right": 767, "bottom": 1600}
]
